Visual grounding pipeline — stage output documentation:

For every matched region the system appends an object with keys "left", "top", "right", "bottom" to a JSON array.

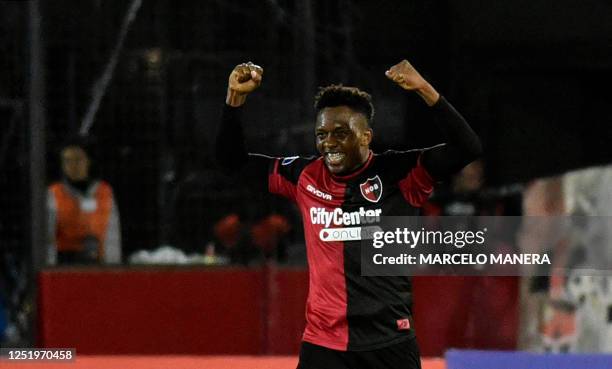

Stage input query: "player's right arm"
[
  {"left": 215, "top": 62, "right": 309, "bottom": 200},
  {"left": 215, "top": 62, "right": 268, "bottom": 186}
]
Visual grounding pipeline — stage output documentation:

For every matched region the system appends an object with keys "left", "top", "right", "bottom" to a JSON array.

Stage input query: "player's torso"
[{"left": 294, "top": 155, "right": 420, "bottom": 351}]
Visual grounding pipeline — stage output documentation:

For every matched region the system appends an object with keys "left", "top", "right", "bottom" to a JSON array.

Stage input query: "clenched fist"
[
  {"left": 226, "top": 62, "right": 264, "bottom": 107},
  {"left": 385, "top": 60, "right": 440, "bottom": 106}
]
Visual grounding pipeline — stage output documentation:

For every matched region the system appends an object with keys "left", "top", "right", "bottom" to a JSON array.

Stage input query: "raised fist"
[
  {"left": 385, "top": 59, "right": 440, "bottom": 106},
  {"left": 385, "top": 60, "right": 427, "bottom": 91},
  {"left": 229, "top": 62, "right": 263, "bottom": 93}
]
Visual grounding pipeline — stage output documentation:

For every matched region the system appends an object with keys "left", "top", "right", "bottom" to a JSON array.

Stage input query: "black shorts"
[{"left": 296, "top": 337, "right": 422, "bottom": 369}]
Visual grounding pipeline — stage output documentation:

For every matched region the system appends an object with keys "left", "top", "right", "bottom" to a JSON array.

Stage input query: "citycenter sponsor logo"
[
  {"left": 310, "top": 207, "right": 382, "bottom": 227},
  {"left": 306, "top": 184, "right": 332, "bottom": 201},
  {"left": 310, "top": 207, "right": 382, "bottom": 241}
]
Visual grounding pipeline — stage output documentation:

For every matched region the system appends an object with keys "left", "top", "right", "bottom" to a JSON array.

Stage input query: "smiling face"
[{"left": 315, "top": 105, "right": 373, "bottom": 175}]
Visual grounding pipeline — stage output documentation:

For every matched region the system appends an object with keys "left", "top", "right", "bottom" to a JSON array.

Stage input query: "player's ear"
[{"left": 361, "top": 128, "right": 373, "bottom": 146}]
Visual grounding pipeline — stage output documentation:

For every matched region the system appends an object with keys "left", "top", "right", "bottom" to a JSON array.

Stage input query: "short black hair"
[{"left": 314, "top": 85, "right": 374, "bottom": 125}]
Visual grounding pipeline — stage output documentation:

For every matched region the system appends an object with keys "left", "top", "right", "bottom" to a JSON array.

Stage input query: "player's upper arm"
[
  {"left": 378, "top": 149, "right": 436, "bottom": 207},
  {"left": 268, "top": 155, "right": 316, "bottom": 202}
]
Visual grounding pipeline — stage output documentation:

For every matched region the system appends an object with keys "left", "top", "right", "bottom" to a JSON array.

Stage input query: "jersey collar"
[{"left": 328, "top": 150, "right": 374, "bottom": 181}]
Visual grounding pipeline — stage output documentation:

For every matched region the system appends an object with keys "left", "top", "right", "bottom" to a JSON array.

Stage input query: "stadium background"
[{"left": 1, "top": 0, "right": 612, "bottom": 368}]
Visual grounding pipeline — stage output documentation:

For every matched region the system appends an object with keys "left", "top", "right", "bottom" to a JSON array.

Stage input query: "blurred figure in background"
[
  {"left": 424, "top": 159, "right": 521, "bottom": 216},
  {"left": 210, "top": 212, "right": 292, "bottom": 265},
  {"left": 47, "top": 138, "right": 121, "bottom": 265},
  {"left": 520, "top": 165, "right": 612, "bottom": 353},
  {"left": 165, "top": 160, "right": 295, "bottom": 265}
]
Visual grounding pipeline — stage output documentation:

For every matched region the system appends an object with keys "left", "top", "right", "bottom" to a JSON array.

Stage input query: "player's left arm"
[{"left": 386, "top": 60, "right": 482, "bottom": 180}]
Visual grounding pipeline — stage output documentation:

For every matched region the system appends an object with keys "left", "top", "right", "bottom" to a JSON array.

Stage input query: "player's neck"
[{"left": 332, "top": 150, "right": 373, "bottom": 180}]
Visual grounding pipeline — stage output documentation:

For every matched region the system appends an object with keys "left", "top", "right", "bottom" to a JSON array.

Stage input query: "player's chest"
[{"left": 295, "top": 172, "right": 398, "bottom": 207}]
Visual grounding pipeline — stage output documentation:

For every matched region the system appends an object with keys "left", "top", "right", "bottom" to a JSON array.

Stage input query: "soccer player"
[{"left": 216, "top": 60, "right": 482, "bottom": 369}]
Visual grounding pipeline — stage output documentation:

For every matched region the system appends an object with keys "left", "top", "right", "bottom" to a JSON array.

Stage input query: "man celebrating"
[{"left": 216, "top": 60, "right": 481, "bottom": 369}]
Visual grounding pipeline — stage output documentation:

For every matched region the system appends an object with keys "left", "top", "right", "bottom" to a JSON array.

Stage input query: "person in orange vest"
[{"left": 47, "top": 139, "right": 121, "bottom": 265}]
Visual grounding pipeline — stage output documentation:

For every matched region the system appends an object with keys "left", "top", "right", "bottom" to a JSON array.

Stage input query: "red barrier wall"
[
  {"left": 412, "top": 276, "right": 519, "bottom": 356},
  {"left": 39, "top": 267, "right": 518, "bottom": 356},
  {"left": 39, "top": 267, "right": 265, "bottom": 354},
  {"left": 264, "top": 267, "right": 309, "bottom": 355}
]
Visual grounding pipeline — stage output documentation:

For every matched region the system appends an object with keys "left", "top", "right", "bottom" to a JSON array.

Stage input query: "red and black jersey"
[
  {"left": 216, "top": 96, "right": 482, "bottom": 352},
  {"left": 268, "top": 149, "right": 433, "bottom": 351}
]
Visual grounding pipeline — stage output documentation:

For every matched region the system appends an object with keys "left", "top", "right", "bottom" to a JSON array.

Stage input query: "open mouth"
[{"left": 325, "top": 152, "right": 346, "bottom": 166}]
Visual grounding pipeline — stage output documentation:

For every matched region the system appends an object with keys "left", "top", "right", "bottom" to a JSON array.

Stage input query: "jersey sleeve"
[
  {"left": 397, "top": 155, "right": 435, "bottom": 207},
  {"left": 377, "top": 149, "right": 435, "bottom": 207},
  {"left": 268, "top": 155, "right": 315, "bottom": 202},
  {"left": 420, "top": 96, "right": 482, "bottom": 180},
  {"left": 216, "top": 105, "right": 278, "bottom": 193}
]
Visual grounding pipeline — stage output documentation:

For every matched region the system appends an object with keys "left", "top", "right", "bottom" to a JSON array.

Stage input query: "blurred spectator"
[
  {"left": 47, "top": 138, "right": 121, "bottom": 265},
  {"left": 250, "top": 214, "right": 291, "bottom": 257},
  {"left": 209, "top": 212, "right": 292, "bottom": 265},
  {"left": 424, "top": 160, "right": 521, "bottom": 216}
]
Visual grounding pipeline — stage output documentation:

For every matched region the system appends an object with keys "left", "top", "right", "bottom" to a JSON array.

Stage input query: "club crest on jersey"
[{"left": 359, "top": 175, "right": 383, "bottom": 203}]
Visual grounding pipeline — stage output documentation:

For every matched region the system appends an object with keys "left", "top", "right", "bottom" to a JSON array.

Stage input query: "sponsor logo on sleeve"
[{"left": 281, "top": 156, "right": 299, "bottom": 166}]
